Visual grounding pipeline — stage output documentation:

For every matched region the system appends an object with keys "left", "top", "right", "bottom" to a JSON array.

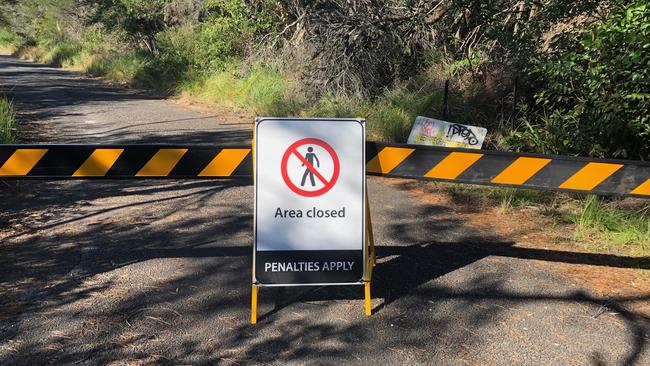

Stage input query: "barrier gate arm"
[
  {"left": 0, "top": 143, "right": 648, "bottom": 198},
  {"left": 0, "top": 144, "right": 254, "bottom": 179},
  {"left": 366, "top": 142, "right": 650, "bottom": 198}
]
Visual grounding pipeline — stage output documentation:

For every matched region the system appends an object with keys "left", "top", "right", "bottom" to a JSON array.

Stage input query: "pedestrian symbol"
[
  {"left": 301, "top": 147, "right": 320, "bottom": 187},
  {"left": 281, "top": 137, "right": 340, "bottom": 197}
]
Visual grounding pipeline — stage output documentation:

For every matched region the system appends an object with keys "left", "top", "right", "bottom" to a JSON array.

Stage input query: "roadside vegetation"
[
  {"left": 0, "top": 0, "right": 647, "bottom": 254},
  {"left": 0, "top": 97, "right": 16, "bottom": 143},
  {"left": 568, "top": 196, "right": 649, "bottom": 256},
  {"left": 2, "top": 1, "right": 648, "bottom": 155},
  {"left": 444, "top": 184, "right": 650, "bottom": 256}
]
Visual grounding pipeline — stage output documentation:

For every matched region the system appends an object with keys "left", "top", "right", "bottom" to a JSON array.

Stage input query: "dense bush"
[
  {"left": 0, "top": 28, "right": 19, "bottom": 46},
  {"left": 506, "top": 2, "right": 650, "bottom": 159},
  {"left": 88, "top": 0, "right": 171, "bottom": 53},
  {"left": 194, "top": 0, "right": 274, "bottom": 71}
]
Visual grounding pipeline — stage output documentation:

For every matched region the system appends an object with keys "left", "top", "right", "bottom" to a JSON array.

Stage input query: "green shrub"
[
  {"left": 81, "top": 28, "right": 106, "bottom": 54},
  {"left": 83, "top": 26, "right": 199, "bottom": 92},
  {"left": 88, "top": 51, "right": 190, "bottom": 92},
  {"left": 366, "top": 88, "right": 443, "bottom": 142},
  {"left": 0, "top": 97, "right": 16, "bottom": 143},
  {"left": 196, "top": 0, "right": 275, "bottom": 72},
  {"left": 135, "top": 54, "right": 188, "bottom": 91},
  {"left": 142, "top": 25, "right": 197, "bottom": 90},
  {"left": 87, "top": 52, "right": 151, "bottom": 85},
  {"left": 196, "top": 17, "right": 250, "bottom": 71},
  {"left": 41, "top": 42, "right": 81, "bottom": 67},
  {"left": 0, "top": 28, "right": 20, "bottom": 47},
  {"left": 506, "top": 2, "right": 650, "bottom": 160},
  {"left": 13, "top": 41, "right": 44, "bottom": 61}
]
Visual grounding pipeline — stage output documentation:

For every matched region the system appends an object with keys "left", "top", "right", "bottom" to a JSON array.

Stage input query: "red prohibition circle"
[{"left": 281, "top": 138, "right": 340, "bottom": 197}]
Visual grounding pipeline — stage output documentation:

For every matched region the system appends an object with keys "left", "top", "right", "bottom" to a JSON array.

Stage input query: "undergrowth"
[
  {"left": 86, "top": 52, "right": 152, "bottom": 85},
  {"left": 444, "top": 184, "right": 649, "bottom": 256},
  {"left": 0, "top": 97, "right": 16, "bottom": 143},
  {"left": 181, "top": 67, "right": 302, "bottom": 116},
  {"left": 564, "top": 196, "right": 650, "bottom": 256},
  {"left": 181, "top": 67, "right": 447, "bottom": 141}
]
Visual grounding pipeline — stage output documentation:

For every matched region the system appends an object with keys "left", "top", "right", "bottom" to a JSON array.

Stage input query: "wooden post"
[{"left": 512, "top": 76, "right": 518, "bottom": 121}]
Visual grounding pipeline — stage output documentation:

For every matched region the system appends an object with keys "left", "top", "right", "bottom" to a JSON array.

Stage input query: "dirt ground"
[{"left": 387, "top": 179, "right": 650, "bottom": 318}]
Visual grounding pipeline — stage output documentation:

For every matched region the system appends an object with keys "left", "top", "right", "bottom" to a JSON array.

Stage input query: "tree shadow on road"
[{"left": 0, "top": 178, "right": 647, "bottom": 365}]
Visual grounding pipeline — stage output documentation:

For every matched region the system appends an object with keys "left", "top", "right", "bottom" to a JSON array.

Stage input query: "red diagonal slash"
[
  {"left": 290, "top": 147, "right": 329, "bottom": 185},
  {"left": 280, "top": 138, "right": 340, "bottom": 197}
]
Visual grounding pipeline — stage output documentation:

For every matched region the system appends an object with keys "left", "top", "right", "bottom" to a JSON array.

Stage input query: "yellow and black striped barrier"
[
  {"left": 0, "top": 143, "right": 648, "bottom": 198},
  {"left": 0, "top": 145, "right": 252, "bottom": 179},
  {"left": 367, "top": 142, "right": 649, "bottom": 198}
]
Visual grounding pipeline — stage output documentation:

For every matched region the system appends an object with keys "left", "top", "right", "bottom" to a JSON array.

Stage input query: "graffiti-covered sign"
[{"left": 407, "top": 116, "right": 487, "bottom": 149}]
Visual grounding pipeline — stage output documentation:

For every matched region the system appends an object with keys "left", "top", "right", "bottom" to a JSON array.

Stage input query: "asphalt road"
[{"left": 0, "top": 55, "right": 648, "bottom": 365}]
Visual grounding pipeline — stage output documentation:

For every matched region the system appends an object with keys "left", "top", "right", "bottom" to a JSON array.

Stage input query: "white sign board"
[
  {"left": 254, "top": 118, "right": 366, "bottom": 286},
  {"left": 407, "top": 116, "right": 487, "bottom": 149}
]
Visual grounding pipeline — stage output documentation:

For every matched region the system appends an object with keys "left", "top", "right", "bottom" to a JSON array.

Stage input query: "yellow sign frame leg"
[
  {"left": 251, "top": 284, "right": 258, "bottom": 324},
  {"left": 251, "top": 132, "right": 259, "bottom": 325},
  {"left": 364, "top": 187, "right": 376, "bottom": 316},
  {"left": 250, "top": 183, "right": 376, "bottom": 324}
]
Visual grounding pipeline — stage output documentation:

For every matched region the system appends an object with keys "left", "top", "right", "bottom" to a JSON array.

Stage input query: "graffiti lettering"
[{"left": 447, "top": 124, "right": 479, "bottom": 145}]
